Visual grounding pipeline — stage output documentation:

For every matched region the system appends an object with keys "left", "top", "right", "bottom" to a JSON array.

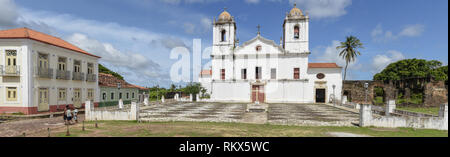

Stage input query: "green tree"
[
  {"left": 99, "top": 64, "right": 124, "bottom": 80},
  {"left": 183, "top": 83, "right": 203, "bottom": 95},
  {"left": 374, "top": 59, "right": 448, "bottom": 81},
  {"left": 336, "top": 36, "right": 364, "bottom": 83},
  {"left": 170, "top": 84, "right": 177, "bottom": 92}
]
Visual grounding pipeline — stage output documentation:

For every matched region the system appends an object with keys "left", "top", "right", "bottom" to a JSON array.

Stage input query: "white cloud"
[
  {"left": 245, "top": 0, "right": 261, "bottom": 4},
  {"left": 4, "top": 4, "right": 198, "bottom": 87},
  {"left": 160, "top": 0, "right": 225, "bottom": 5},
  {"left": 0, "top": 0, "right": 18, "bottom": 27},
  {"left": 372, "top": 24, "right": 425, "bottom": 42},
  {"left": 67, "top": 33, "right": 164, "bottom": 79},
  {"left": 289, "top": 0, "right": 352, "bottom": 19},
  {"left": 371, "top": 50, "right": 405, "bottom": 73},
  {"left": 399, "top": 24, "right": 425, "bottom": 37}
]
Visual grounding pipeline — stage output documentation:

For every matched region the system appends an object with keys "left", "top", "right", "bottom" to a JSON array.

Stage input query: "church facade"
[{"left": 202, "top": 5, "right": 343, "bottom": 104}]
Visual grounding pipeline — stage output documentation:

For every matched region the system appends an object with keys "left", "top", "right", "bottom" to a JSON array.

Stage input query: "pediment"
[{"left": 234, "top": 35, "right": 286, "bottom": 55}]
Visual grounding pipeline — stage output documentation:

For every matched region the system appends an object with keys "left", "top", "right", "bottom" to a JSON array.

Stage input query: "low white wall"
[
  {"left": 360, "top": 103, "right": 448, "bottom": 131},
  {"left": 85, "top": 101, "right": 139, "bottom": 121}
]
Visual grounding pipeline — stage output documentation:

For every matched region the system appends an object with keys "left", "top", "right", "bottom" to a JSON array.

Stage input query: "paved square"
[
  {"left": 268, "top": 104, "right": 359, "bottom": 126},
  {"left": 140, "top": 102, "right": 246, "bottom": 123},
  {"left": 140, "top": 102, "right": 359, "bottom": 126}
]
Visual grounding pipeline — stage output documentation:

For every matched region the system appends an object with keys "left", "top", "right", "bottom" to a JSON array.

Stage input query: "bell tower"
[
  {"left": 213, "top": 8, "right": 236, "bottom": 55},
  {"left": 283, "top": 4, "right": 309, "bottom": 53}
]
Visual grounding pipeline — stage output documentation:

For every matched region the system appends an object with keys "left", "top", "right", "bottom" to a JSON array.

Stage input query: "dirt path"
[{"left": 0, "top": 115, "right": 84, "bottom": 137}]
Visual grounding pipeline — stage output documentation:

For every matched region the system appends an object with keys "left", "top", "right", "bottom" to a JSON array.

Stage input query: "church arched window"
[
  {"left": 256, "top": 45, "right": 262, "bottom": 52},
  {"left": 294, "top": 25, "right": 300, "bottom": 39},
  {"left": 221, "top": 30, "right": 227, "bottom": 42}
]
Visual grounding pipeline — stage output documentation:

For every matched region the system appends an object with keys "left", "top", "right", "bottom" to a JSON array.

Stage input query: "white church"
[{"left": 200, "top": 4, "right": 343, "bottom": 104}]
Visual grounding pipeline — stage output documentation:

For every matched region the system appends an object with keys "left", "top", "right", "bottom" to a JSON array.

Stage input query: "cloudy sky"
[{"left": 0, "top": 0, "right": 448, "bottom": 87}]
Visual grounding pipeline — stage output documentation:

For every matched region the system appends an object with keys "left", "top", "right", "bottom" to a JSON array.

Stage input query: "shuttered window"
[
  {"left": 271, "top": 68, "right": 277, "bottom": 79},
  {"left": 294, "top": 68, "right": 300, "bottom": 79},
  {"left": 255, "top": 67, "right": 262, "bottom": 80},
  {"left": 58, "top": 88, "right": 67, "bottom": 101},
  {"left": 241, "top": 69, "right": 247, "bottom": 80},
  {"left": 221, "top": 69, "right": 225, "bottom": 80},
  {"left": 6, "top": 87, "right": 18, "bottom": 101}
]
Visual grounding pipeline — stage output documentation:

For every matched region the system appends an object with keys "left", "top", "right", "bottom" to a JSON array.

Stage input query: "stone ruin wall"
[
  {"left": 344, "top": 80, "right": 447, "bottom": 107},
  {"left": 423, "top": 81, "right": 448, "bottom": 107}
]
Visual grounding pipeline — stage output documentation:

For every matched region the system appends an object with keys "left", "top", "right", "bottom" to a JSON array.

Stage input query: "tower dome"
[
  {"left": 218, "top": 9, "right": 233, "bottom": 22},
  {"left": 289, "top": 3, "right": 304, "bottom": 17}
]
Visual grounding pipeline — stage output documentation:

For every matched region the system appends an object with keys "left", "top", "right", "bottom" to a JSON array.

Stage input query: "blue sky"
[{"left": 0, "top": 0, "right": 448, "bottom": 88}]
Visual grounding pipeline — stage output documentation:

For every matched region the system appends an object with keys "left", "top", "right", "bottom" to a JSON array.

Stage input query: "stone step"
[{"left": 249, "top": 109, "right": 266, "bottom": 113}]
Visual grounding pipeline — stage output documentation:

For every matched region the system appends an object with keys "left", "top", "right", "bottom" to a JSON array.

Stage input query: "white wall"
[
  {"left": 199, "top": 76, "right": 212, "bottom": 95},
  {"left": 307, "top": 68, "right": 343, "bottom": 103},
  {"left": 0, "top": 39, "right": 28, "bottom": 108},
  {"left": 212, "top": 81, "right": 250, "bottom": 102}
]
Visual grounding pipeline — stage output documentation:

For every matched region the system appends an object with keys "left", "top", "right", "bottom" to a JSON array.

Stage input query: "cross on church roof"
[{"left": 257, "top": 25, "right": 261, "bottom": 35}]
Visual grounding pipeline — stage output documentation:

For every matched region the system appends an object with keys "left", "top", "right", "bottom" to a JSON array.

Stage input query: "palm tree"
[{"left": 336, "top": 36, "right": 364, "bottom": 102}]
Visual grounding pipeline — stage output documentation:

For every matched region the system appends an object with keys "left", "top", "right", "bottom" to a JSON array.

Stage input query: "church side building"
[{"left": 203, "top": 5, "right": 343, "bottom": 104}]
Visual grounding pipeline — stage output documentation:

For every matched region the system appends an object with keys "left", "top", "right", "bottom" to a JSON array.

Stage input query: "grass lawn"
[
  {"left": 34, "top": 121, "right": 448, "bottom": 137},
  {"left": 396, "top": 98, "right": 423, "bottom": 105},
  {"left": 396, "top": 107, "right": 440, "bottom": 116}
]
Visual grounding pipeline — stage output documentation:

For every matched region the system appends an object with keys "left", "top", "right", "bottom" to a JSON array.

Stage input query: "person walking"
[
  {"left": 66, "top": 106, "right": 73, "bottom": 125},
  {"left": 63, "top": 106, "right": 68, "bottom": 125},
  {"left": 73, "top": 108, "right": 79, "bottom": 123}
]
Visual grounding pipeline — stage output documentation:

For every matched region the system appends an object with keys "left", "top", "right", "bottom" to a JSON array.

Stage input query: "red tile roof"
[
  {"left": 130, "top": 84, "right": 149, "bottom": 91},
  {"left": 98, "top": 73, "right": 138, "bottom": 89},
  {"left": 200, "top": 69, "right": 212, "bottom": 76},
  {"left": 309, "top": 63, "right": 341, "bottom": 68},
  {"left": 0, "top": 27, "right": 100, "bottom": 58}
]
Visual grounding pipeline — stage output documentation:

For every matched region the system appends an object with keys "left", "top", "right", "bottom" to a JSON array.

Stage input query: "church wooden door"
[{"left": 252, "top": 85, "right": 265, "bottom": 103}]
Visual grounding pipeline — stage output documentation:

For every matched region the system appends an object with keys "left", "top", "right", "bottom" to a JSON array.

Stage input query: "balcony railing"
[
  {"left": 73, "top": 72, "right": 85, "bottom": 81},
  {"left": 86, "top": 73, "right": 97, "bottom": 82},
  {"left": 37, "top": 67, "right": 53, "bottom": 79},
  {"left": 0, "top": 65, "right": 20, "bottom": 76},
  {"left": 56, "top": 70, "right": 71, "bottom": 80}
]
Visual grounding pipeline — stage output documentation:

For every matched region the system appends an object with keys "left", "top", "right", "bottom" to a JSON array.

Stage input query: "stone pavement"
[
  {"left": 140, "top": 102, "right": 246, "bottom": 123},
  {"left": 140, "top": 103, "right": 359, "bottom": 127},
  {"left": 0, "top": 115, "right": 84, "bottom": 137},
  {"left": 268, "top": 104, "right": 359, "bottom": 126}
]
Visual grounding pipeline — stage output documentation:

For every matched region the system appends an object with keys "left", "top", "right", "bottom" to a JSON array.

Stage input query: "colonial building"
[
  {"left": 0, "top": 28, "right": 100, "bottom": 114},
  {"left": 98, "top": 73, "right": 141, "bottom": 107},
  {"left": 202, "top": 5, "right": 343, "bottom": 104}
]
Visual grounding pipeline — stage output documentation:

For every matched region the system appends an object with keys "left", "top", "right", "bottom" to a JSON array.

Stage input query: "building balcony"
[
  {"left": 86, "top": 73, "right": 97, "bottom": 82},
  {"left": 56, "top": 70, "right": 71, "bottom": 80},
  {"left": 37, "top": 67, "right": 53, "bottom": 79},
  {"left": 73, "top": 72, "right": 85, "bottom": 81},
  {"left": 0, "top": 65, "right": 20, "bottom": 76}
]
